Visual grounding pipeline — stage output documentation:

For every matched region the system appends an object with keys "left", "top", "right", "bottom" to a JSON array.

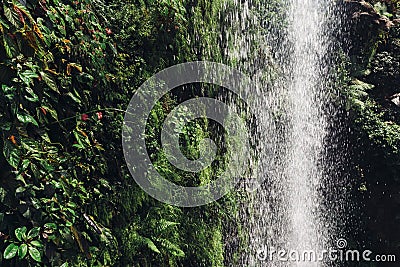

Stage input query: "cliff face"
[{"left": 345, "top": 0, "right": 400, "bottom": 262}]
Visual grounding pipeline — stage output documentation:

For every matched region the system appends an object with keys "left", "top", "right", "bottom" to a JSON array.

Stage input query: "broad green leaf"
[
  {"left": 3, "top": 243, "right": 18, "bottom": 259},
  {"left": 28, "top": 246, "right": 41, "bottom": 262},
  {"left": 12, "top": 1, "right": 34, "bottom": 22},
  {"left": 18, "top": 244, "right": 28, "bottom": 259},
  {"left": 3, "top": 35, "right": 16, "bottom": 58},
  {"left": 15, "top": 226, "right": 27, "bottom": 241},
  {"left": 19, "top": 71, "right": 39, "bottom": 86},
  {"left": 41, "top": 105, "right": 58, "bottom": 120},
  {"left": 25, "top": 87, "right": 39, "bottom": 102},
  {"left": 39, "top": 71, "right": 59, "bottom": 93},
  {"left": 3, "top": 140, "right": 20, "bottom": 168},
  {"left": 27, "top": 227, "right": 40, "bottom": 239},
  {"left": 30, "top": 240, "right": 43, "bottom": 248},
  {"left": 60, "top": 263, "right": 69, "bottom": 267},
  {"left": 17, "top": 112, "right": 39, "bottom": 126},
  {"left": 3, "top": 4, "right": 18, "bottom": 27}
]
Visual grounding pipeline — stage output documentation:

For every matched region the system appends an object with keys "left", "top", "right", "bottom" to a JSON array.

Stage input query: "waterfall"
[
  {"left": 285, "top": 0, "right": 331, "bottom": 265},
  {"left": 216, "top": 0, "right": 346, "bottom": 266}
]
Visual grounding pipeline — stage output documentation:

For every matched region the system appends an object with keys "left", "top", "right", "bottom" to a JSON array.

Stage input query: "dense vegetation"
[
  {"left": 0, "top": 0, "right": 399, "bottom": 266},
  {"left": 344, "top": 0, "right": 400, "bottom": 263},
  {"left": 0, "top": 0, "right": 236, "bottom": 266}
]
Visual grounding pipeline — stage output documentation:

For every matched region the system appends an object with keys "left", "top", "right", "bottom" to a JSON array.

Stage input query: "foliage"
[
  {"left": 344, "top": 0, "right": 400, "bottom": 261},
  {"left": 0, "top": 0, "right": 244, "bottom": 265},
  {"left": 0, "top": 0, "right": 122, "bottom": 265}
]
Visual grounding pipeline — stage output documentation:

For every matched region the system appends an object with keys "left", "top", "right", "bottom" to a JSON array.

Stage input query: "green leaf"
[
  {"left": 3, "top": 4, "right": 18, "bottom": 27},
  {"left": 44, "top": 223, "right": 57, "bottom": 230},
  {"left": 18, "top": 244, "right": 28, "bottom": 259},
  {"left": 27, "top": 227, "right": 40, "bottom": 239},
  {"left": 159, "top": 238, "right": 185, "bottom": 257},
  {"left": 39, "top": 71, "right": 59, "bottom": 93},
  {"left": 17, "top": 112, "right": 39, "bottom": 126},
  {"left": 143, "top": 237, "right": 160, "bottom": 253},
  {"left": 15, "top": 226, "right": 27, "bottom": 241},
  {"left": 67, "top": 92, "right": 81, "bottom": 104},
  {"left": 25, "top": 87, "right": 39, "bottom": 102},
  {"left": 72, "top": 143, "right": 85, "bottom": 149},
  {"left": 67, "top": 202, "right": 77, "bottom": 208},
  {"left": 28, "top": 246, "right": 41, "bottom": 262},
  {"left": 39, "top": 160, "right": 54, "bottom": 172},
  {"left": 30, "top": 240, "right": 43, "bottom": 248},
  {"left": 66, "top": 208, "right": 76, "bottom": 217},
  {"left": 60, "top": 262, "right": 69, "bottom": 267},
  {"left": 21, "top": 159, "right": 30, "bottom": 171},
  {"left": 3, "top": 243, "right": 18, "bottom": 259},
  {"left": 0, "top": 17, "right": 10, "bottom": 30},
  {"left": 1, "top": 121, "right": 12, "bottom": 131},
  {"left": 73, "top": 129, "right": 87, "bottom": 148},
  {"left": 19, "top": 71, "right": 39, "bottom": 86},
  {"left": 3, "top": 140, "right": 20, "bottom": 168},
  {"left": 13, "top": 1, "right": 34, "bottom": 22},
  {"left": 41, "top": 105, "right": 58, "bottom": 120},
  {"left": 3, "top": 35, "right": 16, "bottom": 58},
  {"left": 15, "top": 186, "right": 26, "bottom": 193}
]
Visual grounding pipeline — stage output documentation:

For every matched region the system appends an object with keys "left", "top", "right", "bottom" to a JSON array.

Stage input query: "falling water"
[
  {"left": 202, "top": 0, "right": 347, "bottom": 266},
  {"left": 285, "top": 0, "right": 332, "bottom": 265}
]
